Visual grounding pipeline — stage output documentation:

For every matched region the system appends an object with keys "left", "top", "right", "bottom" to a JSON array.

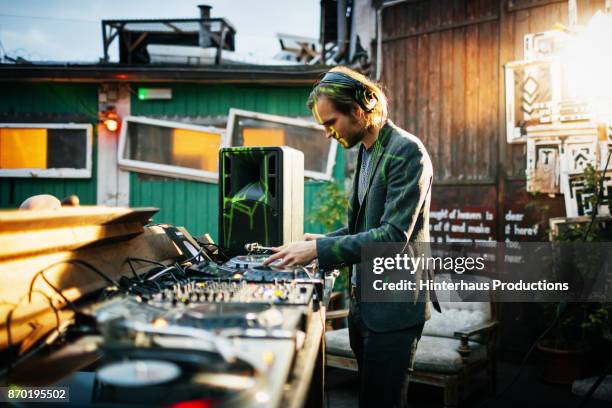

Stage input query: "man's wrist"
[{"left": 310, "top": 240, "right": 317, "bottom": 258}]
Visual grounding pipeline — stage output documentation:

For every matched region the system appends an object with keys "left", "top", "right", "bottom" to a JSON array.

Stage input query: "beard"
[
  {"left": 341, "top": 126, "right": 368, "bottom": 149},
  {"left": 336, "top": 116, "right": 369, "bottom": 148}
]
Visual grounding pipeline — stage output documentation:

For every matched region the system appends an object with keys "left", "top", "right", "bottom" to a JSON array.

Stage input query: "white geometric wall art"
[
  {"left": 505, "top": 59, "right": 562, "bottom": 144},
  {"left": 526, "top": 137, "right": 561, "bottom": 193},
  {"left": 524, "top": 30, "right": 568, "bottom": 61},
  {"left": 526, "top": 123, "right": 599, "bottom": 195},
  {"left": 562, "top": 170, "right": 612, "bottom": 217},
  {"left": 563, "top": 136, "right": 599, "bottom": 175}
]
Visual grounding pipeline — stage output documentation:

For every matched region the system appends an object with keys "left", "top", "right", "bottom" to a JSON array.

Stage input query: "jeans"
[{"left": 348, "top": 297, "right": 424, "bottom": 408}]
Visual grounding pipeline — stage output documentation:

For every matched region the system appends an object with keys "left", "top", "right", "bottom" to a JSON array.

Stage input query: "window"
[
  {"left": 118, "top": 116, "right": 227, "bottom": 182},
  {"left": 0, "top": 124, "right": 92, "bottom": 178},
  {"left": 227, "top": 109, "right": 336, "bottom": 181}
]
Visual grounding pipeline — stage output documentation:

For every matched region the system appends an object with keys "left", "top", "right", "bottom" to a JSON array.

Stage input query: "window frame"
[
  {"left": 0, "top": 123, "right": 93, "bottom": 178},
  {"left": 117, "top": 115, "right": 228, "bottom": 183},
  {"left": 226, "top": 108, "right": 337, "bottom": 181}
]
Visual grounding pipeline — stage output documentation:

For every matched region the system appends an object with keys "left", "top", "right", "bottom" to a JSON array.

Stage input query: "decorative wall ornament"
[
  {"left": 526, "top": 138, "right": 561, "bottom": 194},
  {"left": 525, "top": 123, "right": 599, "bottom": 194},
  {"left": 562, "top": 170, "right": 612, "bottom": 217},
  {"left": 505, "top": 59, "right": 562, "bottom": 143}
]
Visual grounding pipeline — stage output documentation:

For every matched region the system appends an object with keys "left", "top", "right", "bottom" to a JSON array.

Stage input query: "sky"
[{"left": 0, "top": 0, "right": 320, "bottom": 62}]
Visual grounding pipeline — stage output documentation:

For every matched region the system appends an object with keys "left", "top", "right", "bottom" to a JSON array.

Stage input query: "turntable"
[
  {"left": 224, "top": 255, "right": 318, "bottom": 282},
  {"left": 227, "top": 255, "right": 278, "bottom": 270},
  {"left": 92, "top": 339, "right": 292, "bottom": 408},
  {"left": 92, "top": 345, "right": 269, "bottom": 407}
]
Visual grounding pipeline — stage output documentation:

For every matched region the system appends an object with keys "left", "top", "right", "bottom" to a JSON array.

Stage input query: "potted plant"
[{"left": 536, "top": 164, "right": 611, "bottom": 384}]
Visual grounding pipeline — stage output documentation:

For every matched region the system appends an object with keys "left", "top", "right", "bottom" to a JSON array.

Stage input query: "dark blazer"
[{"left": 316, "top": 120, "right": 434, "bottom": 332}]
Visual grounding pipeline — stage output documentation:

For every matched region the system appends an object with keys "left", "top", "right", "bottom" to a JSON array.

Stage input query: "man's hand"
[
  {"left": 303, "top": 233, "right": 325, "bottom": 241},
  {"left": 263, "top": 240, "right": 317, "bottom": 268}
]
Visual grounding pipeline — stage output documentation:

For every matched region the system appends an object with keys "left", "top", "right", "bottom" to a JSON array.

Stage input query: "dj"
[{"left": 264, "top": 66, "right": 435, "bottom": 408}]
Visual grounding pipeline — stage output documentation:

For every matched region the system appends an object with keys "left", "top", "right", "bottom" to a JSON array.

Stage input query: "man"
[{"left": 264, "top": 66, "right": 434, "bottom": 407}]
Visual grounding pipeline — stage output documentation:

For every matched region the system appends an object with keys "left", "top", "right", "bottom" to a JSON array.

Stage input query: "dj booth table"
[{"left": 0, "top": 207, "right": 334, "bottom": 408}]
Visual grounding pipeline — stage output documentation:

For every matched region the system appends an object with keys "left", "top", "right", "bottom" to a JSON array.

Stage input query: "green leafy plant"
[
  {"left": 581, "top": 163, "right": 612, "bottom": 217},
  {"left": 544, "top": 163, "right": 610, "bottom": 349},
  {"left": 308, "top": 182, "right": 348, "bottom": 232},
  {"left": 308, "top": 182, "right": 350, "bottom": 292}
]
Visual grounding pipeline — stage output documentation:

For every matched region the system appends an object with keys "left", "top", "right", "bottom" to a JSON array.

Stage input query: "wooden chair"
[{"left": 325, "top": 293, "right": 498, "bottom": 407}]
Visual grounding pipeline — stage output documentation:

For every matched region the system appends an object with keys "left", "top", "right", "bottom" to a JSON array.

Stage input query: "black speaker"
[{"left": 219, "top": 146, "right": 304, "bottom": 257}]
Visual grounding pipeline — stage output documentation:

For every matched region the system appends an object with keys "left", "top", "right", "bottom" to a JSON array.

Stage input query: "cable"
[
  {"left": 576, "top": 355, "right": 612, "bottom": 407},
  {"left": 480, "top": 150, "right": 611, "bottom": 406},
  {"left": 128, "top": 257, "right": 166, "bottom": 267},
  {"left": 569, "top": 135, "right": 612, "bottom": 407},
  {"left": 1, "top": 302, "right": 17, "bottom": 350},
  {"left": 126, "top": 259, "right": 145, "bottom": 282},
  {"left": 146, "top": 266, "right": 180, "bottom": 282},
  {"left": 28, "top": 259, "right": 119, "bottom": 308},
  {"left": 299, "top": 265, "right": 315, "bottom": 281},
  {"left": 44, "top": 274, "right": 80, "bottom": 312},
  {"left": 198, "top": 242, "right": 231, "bottom": 262},
  {"left": 5, "top": 290, "right": 60, "bottom": 354},
  {"left": 583, "top": 147, "right": 612, "bottom": 241},
  {"left": 127, "top": 257, "right": 169, "bottom": 281},
  {"left": 183, "top": 247, "right": 205, "bottom": 264},
  {"left": 67, "top": 259, "right": 119, "bottom": 286},
  {"left": 478, "top": 302, "right": 567, "bottom": 408},
  {"left": 26, "top": 259, "right": 122, "bottom": 326},
  {"left": 0, "top": 14, "right": 97, "bottom": 23}
]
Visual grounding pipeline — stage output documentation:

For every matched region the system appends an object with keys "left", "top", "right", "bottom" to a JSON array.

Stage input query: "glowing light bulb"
[{"left": 104, "top": 118, "right": 119, "bottom": 132}]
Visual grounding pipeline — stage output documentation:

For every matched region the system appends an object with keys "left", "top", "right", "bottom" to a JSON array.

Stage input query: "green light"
[{"left": 137, "top": 88, "right": 172, "bottom": 101}]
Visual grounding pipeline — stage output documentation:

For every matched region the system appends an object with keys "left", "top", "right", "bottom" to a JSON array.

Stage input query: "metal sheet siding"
[
  {"left": 0, "top": 83, "right": 98, "bottom": 208},
  {"left": 129, "top": 84, "right": 346, "bottom": 239}
]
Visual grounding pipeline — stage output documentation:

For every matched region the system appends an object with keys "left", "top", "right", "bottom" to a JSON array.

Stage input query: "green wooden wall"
[
  {"left": 129, "top": 83, "right": 345, "bottom": 239},
  {"left": 0, "top": 83, "right": 98, "bottom": 208},
  {"left": 0, "top": 81, "right": 346, "bottom": 240}
]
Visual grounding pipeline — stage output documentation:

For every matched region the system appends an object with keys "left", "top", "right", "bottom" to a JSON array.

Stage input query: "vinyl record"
[{"left": 97, "top": 360, "right": 181, "bottom": 387}]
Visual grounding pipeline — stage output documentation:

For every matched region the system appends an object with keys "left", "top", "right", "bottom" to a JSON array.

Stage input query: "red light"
[
  {"left": 169, "top": 400, "right": 214, "bottom": 408},
  {"left": 101, "top": 111, "right": 120, "bottom": 132},
  {"left": 104, "top": 119, "right": 119, "bottom": 132},
  {"left": 115, "top": 73, "right": 129, "bottom": 80}
]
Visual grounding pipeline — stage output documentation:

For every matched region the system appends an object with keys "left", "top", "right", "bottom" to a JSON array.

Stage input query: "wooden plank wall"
[
  {"left": 380, "top": 0, "right": 606, "bottom": 352},
  {"left": 380, "top": 0, "right": 606, "bottom": 245},
  {"left": 382, "top": 0, "right": 499, "bottom": 184},
  {"left": 380, "top": 0, "right": 604, "bottom": 184}
]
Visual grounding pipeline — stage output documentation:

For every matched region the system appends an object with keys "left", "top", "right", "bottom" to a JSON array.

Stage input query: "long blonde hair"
[{"left": 307, "top": 66, "right": 388, "bottom": 129}]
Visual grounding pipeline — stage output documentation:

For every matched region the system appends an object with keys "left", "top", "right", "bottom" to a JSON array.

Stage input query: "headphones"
[{"left": 318, "top": 71, "right": 378, "bottom": 112}]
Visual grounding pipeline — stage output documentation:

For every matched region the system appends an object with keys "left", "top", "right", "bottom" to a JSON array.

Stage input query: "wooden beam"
[
  {"left": 382, "top": 15, "right": 499, "bottom": 43},
  {"left": 506, "top": 0, "right": 567, "bottom": 13},
  {"left": 0, "top": 225, "right": 181, "bottom": 350}
]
